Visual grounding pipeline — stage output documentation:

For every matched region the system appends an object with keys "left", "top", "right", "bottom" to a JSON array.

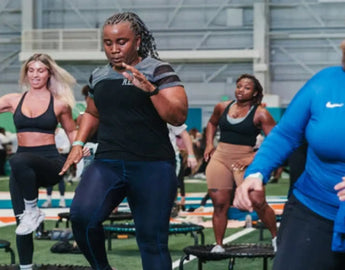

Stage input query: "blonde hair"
[{"left": 19, "top": 53, "right": 76, "bottom": 108}]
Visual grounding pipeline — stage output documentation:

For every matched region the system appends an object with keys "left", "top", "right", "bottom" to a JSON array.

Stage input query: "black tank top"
[
  {"left": 13, "top": 92, "right": 58, "bottom": 134},
  {"left": 218, "top": 101, "right": 261, "bottom": 147}
]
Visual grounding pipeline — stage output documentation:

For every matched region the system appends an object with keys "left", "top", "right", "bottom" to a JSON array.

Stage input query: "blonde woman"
[{"left": 0, "top": 53, "right": 76, "bottom": 270}]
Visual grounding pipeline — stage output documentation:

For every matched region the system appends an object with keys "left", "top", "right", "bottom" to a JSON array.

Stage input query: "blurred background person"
[
  {"left": 0, "top": 127, "right": 11, "bottom": 176},
  {"left": 168, "top": 123, "right": 197, "bottom": 212},
  {"left": 204, "top": 74, "right": 277, "bottom": 253}
]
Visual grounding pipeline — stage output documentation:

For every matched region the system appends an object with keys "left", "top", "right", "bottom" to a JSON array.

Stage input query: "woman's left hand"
[
  {"left": 82, "top": 146, "right": 91, "bottom": 157},
  {"left": 232, "top": 156, "right": 254, "bottom": 171},
  {"left": 187, "top": 155, "right": 198, "bottom": 169},
  {"left": 121, "top": 62, "right": 156, "bottom": 93},
  {"left": 334, "top": 177, "right": 345, "bottom": 201},
  {"left": 59, "top": 146, "right": 83, "bottom": 176}
]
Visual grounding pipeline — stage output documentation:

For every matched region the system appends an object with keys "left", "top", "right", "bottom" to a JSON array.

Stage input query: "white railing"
[
  {"left": 21, "top": 28, "right": 102, "bottom": 52},
  {"left": 20, "top": 29, "right": 259, "bottom": 63}
]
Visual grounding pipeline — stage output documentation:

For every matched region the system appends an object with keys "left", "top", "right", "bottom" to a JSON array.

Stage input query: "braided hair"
[
  {"left": 236, "top": 74, "right": 264, "bottom": 105},
  {"left": 103, "top": 12, "right": 160, "bottom": 60}
]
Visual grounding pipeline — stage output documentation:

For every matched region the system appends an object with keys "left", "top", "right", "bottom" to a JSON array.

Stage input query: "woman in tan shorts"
[{"left": 204, "top": 74, "right": 277, "bottom": 253}]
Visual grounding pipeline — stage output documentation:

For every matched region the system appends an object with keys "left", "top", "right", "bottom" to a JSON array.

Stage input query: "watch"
[{"left": 147, "top": 87, "right": 159, "bottom": 97}]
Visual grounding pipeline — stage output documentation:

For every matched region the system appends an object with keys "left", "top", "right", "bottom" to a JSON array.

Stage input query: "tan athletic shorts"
[{"left": 206, "top": 142, "right": 254, "bottom": 189}]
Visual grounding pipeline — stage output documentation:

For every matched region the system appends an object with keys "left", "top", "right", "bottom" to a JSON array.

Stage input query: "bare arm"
[
  {"left": 204, "top": 101, "right": 229, "bottom": 161},
  {"left": 179, "top": 130, "right": 197, "bottom": 168},
  {"left": 0, "top": 93, "right": 21, "bottom": 114},
  {"left": 58, "top": 104, "right": 77, "bottom": 144},
  {"left": 75, "top": 97, "right": 100, "bottom": 143},
  {"left": 150, "top": 86, "right": 188, "bottom": 126},
  {"left": 121, "top": 62, "right": 188, "bottom": 126},
  {"left": 59, "top": 97, "right": 99, "bottom": 175},
  {"left": 254, "top": 105, "right": 276, "bottom": 136}
]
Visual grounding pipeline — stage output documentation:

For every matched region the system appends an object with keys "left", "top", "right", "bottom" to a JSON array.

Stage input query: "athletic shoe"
[
  {"left": 16, "top": 209, "right": 45, "bottom": 235},
  {"left": 59, "top": 198, "right": 66, "bottom": 208},
  {"left": 19, "top": 263, "right": 33, "bottom": 270},
  {"left": 272, "top": 236, "right": 277, "bottom": 252},
  {"left": 210, "top": 244, "right": 225, "bottom": 253},
  {"left": 41, "top": 200, "right": 52, "bottom": 208}
]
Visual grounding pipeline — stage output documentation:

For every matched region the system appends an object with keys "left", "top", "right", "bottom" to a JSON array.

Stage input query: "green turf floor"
[
  {"left": 0, "top": 175, "right": 289, "bottom": 269},
  {"left": 0, "top": 222, "right": 274, "bottom": 269}
]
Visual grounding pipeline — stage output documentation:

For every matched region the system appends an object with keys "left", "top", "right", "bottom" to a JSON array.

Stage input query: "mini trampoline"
[
  {"left": 0, "top": 240, "right": 15, "bottom": 264},
  {"left": 179, "top": 243, "right": 275, "bottom": 270},
  {"left": 104, "top": 222, "right": 205, "bottom": 250}
]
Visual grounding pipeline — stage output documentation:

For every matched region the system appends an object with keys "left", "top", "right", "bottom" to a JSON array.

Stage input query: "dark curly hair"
[
  {"left": 236, "top": 74, "right": 264, "bottom": 105},
  {"left": 103, "top": 12, "right": 159, "bottom": 60}
]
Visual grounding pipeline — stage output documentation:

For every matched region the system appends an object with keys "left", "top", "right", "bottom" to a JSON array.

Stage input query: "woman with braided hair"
[{"left": 60, "top": 12, "right": 188, "bottom": 270}]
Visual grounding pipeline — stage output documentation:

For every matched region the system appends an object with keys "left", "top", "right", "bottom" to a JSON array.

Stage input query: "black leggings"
[
  {"left": 9, "top": 145, "right": 65, "bottom": 265},
  {"left": 274, "top": 194, "right": 345, "bottom": 270}
]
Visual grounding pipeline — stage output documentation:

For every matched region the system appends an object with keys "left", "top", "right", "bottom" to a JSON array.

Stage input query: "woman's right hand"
[
  {"left": 233, "top": 176, "right": 263, "bottom": 212},
  {"left": 203, "top": 144, "right": 215, "bottom": 162},
  {"left": 335, "top": 177, "right": 345, "bottom": 201},
  {"left": 59, "top": 146, "right": 83, "bottom": 175}
]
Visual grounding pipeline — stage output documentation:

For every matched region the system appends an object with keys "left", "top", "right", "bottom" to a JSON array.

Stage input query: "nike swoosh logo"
[{"left": 326, "top": 101, "right": 344, "bottom": 108}]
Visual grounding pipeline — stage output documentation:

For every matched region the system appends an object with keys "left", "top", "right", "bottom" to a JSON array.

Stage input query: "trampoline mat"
[
  {"left": 107, "top": 212, "right": 133, "bottom": 221},
  {"left": 183, "top": 243, "right": 274, "bottom": 260},
  {"left": 104, "top": 222, "right": 204, "bottom": 235}
]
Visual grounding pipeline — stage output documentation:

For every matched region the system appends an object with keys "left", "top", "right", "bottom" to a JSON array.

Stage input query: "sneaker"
[
  {"left": 272, "top": 236, "right": 277, "bottom": 252},
  {"left": 211, "top": 244, "right": 225, "bottom": 253},
  {"left": 194, "top": 206, "right": 204, "bottom": 213},
  {"left": 193, "top": 173, "right": 206, "bottom": 179},
  {"left": 59, "top": 198, "right": 66, "bottom": 208},
  {"left": 41, "top": 200, "right": 52, "bottom": 208},
  {"left": 16, "top": 209, "right": 46, "bottom": 235}
]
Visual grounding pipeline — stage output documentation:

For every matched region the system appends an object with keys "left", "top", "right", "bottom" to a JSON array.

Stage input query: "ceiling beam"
[{"left": 19, "top": 49, "right": 260, "bottom": 63}]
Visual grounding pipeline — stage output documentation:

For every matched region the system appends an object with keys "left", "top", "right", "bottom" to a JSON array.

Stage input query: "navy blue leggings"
[{"left": 70, "top": 159, "right": 177, "bottom": 270}]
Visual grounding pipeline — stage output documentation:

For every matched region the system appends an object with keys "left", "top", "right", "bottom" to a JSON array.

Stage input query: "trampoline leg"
[
  {"left": 228, "top": 257, "right": 235, "bottom": 270},
  {"left": 106, "top": 231, "right": 112, "bottom": 251},
  {"left": 200, "top": 231, "right": 205, "bottom": 245},
  {"left": 263, "top": 258, "right": 268, "bottom": 270},
  {"left": 198, "top": 258, "right": 203, "bottom": 270},
  {"left": 179, "top": 254, "right": 189, "bottom": 270},
  {"left": 259, "top": 222, "right": 264, "bottom": 241},
  {"left": 191, "top": 232, "right": 199, "bottom": 245},
  {"left": 55, "top": 219, "right": 62, "bottom": 228},
  {"left": 6, "top": 246, "right": 15, "bottom": 264}
]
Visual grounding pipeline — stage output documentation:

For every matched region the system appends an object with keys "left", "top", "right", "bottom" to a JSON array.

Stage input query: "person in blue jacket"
[{"left": 234, "top": 41, "right": 345, "bottom": 270}]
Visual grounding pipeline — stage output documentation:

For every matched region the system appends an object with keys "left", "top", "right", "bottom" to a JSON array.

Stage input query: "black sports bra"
[{"left": 13, "top": 92, "right": 58, "bottom": 134}]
